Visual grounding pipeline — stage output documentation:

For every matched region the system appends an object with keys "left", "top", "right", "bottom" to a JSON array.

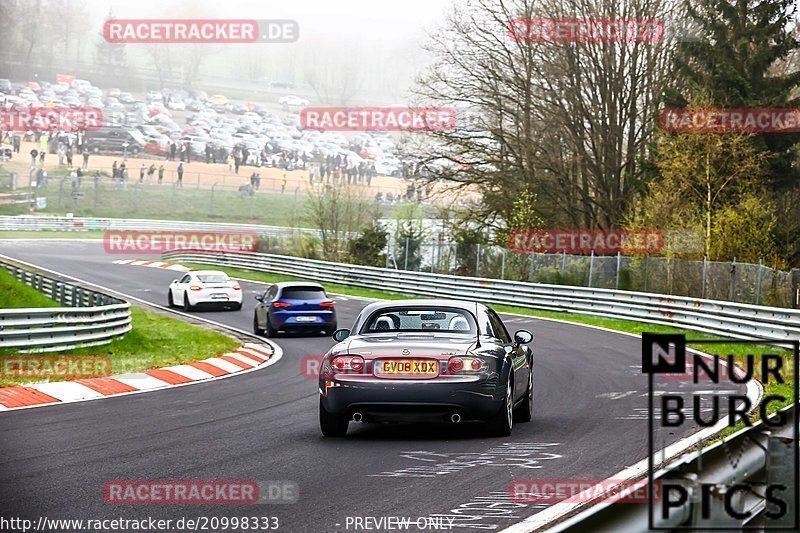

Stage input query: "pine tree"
[{"left": 666, "top": 0, "right": 800, "bottom": 191}]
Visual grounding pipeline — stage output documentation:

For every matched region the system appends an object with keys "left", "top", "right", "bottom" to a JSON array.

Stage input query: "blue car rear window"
[{"left": 281, "top": 288, "right": 326, "bottom": 300}]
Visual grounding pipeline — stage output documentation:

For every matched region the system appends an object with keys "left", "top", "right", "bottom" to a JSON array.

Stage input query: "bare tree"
[{"left": 413, "top": 0, "right": 678, "bottom": 230}]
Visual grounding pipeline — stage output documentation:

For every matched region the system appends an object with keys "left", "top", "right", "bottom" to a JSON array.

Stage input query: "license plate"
[
  {"left": 375, "top": 359, "right": 438, "bottom": 375},
  {"left": 295, "top": 316, "right": 318, "bottom": 322},
  {"left": 211, "top": 294, "right": 228, "bottom": 299}
]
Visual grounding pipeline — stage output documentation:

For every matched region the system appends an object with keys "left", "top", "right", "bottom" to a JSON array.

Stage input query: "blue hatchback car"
[{"left": 253, "top": 282, "right": 337, "bottom": 337}]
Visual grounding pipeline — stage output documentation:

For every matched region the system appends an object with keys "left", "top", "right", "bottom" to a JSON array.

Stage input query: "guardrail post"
[
  {"left": 615, "top": 251, "right": 621, "bottom": 289},
  {"left": 756, "top": 258, "right": 763, "bottom": 305},
  {"left": 689, "top": 480, "right": 743, "bottom": 529},
  {"left": 587, "top": 250, "right": 594, "bottom": 287},
  {"left": 702, "top": 256, "right": 708, "bottom": 299},
  {"left": 71, "top": 285, "right": 78, "bottom": 307},
  {"left": 765, "top": 433, "right": 796, "bottom": 528},
  {"left": 501, "top": 249, "right": 506, "bottom": 280},
  {"left": 729, "top": 257, "right": 737, "bottom": 301}
]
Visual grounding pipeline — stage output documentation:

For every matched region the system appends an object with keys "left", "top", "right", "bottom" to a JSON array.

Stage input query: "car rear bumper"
[{"left": 319, "top": 375, "right": 504, "bottom": 421}]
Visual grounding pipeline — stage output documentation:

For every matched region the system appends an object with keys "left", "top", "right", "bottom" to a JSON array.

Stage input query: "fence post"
[
  {"left": 476, "top": 244, "right": 481, "bottom": 277},
  {"left": 500, "top": 249, "right": 506, "bottom": 280},
  {"left": 587, "top": 250, "right": 595, "bottom": 287},
  {"left": 644, "top": 254, "right": 650, "bottom": 292},
  {"left": 756, "top": 258, "right": 763, "bottom": 305},
  {"left": 561, "top": 250, "right": 567, "bottom": 272},
  {"left": 729, "top": 256, "right": 737, "bottom": 301},
  {"left": 701, "top": 255, "right": 708, "bottom": 299},
  {"left": 615, "top": 251, "right": 621, "bottom": 289},
  {"left": 529, "top": 252, "right": 537, "bottom": 282},
  {"left": 404, "top": 237, "right": 409, "bottom": 270}
]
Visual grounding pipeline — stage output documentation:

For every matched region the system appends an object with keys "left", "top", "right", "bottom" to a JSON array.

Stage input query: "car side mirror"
[
  {"left": 332, "top": 328, "right": 351, "bottom": 342},
  {"left": 514, "top": 330, "right": 533, "bottom": 346},
  {"left": 172, "top": 279, "right": 179, "bottom": 284},
  {"left": 254, "top": 294, "right": 263, "bottom": 302}
]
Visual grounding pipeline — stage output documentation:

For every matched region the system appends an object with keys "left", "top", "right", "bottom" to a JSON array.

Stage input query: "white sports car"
[
  {"left": 279, "top": 95, "right": 310, "bottom": 107},
  {"left": 168, "top": 270, "right": 242, "bottom": 311}
]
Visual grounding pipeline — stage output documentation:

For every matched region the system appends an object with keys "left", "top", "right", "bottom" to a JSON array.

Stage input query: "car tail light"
[
  {"left": 232, "top": 285, "right": 241, "bottom": 291},
  {"left": 331, "top": 355, "right": 364, "bottom": 374},
  {"left": 320, "top": 301, "right": 334, "bottom": 309},
  {"left": 448, "top": 356, "right": 486, "bottom": 374},
  {"left": 189, "top": 285, "right": 202, "bottom": 291},
  {"left": 273, "top": 301, "right": 291, "bottom": 309}
]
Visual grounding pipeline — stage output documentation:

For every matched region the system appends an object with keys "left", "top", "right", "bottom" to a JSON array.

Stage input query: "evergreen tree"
[{"left": 666, "top": 0, "right": 800, "bottom": 191}]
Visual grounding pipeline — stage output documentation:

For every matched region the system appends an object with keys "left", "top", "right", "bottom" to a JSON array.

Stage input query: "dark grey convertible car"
[{"left": 318, "top": 299, "right": 534, "bottom": 437}]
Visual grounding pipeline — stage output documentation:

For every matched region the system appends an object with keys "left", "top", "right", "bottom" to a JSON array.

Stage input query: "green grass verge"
[
  {"left": 0, "top": 271, "right": 240, "bottom": 387},
  {"left": 0, "top": 182, "right": 313, "bottom": 227},
  {"left": 0, "top": 268, "right": 62, "bottom": 308},
  {"left": 183, "top": 260, "right": 796, "bottom": 431}
]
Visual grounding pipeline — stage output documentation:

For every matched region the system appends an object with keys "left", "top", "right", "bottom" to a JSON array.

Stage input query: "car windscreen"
[
  {"left": 281, "top": 287, "right": 326, "bottom": 300},
  {"left": 198, "top": 275, "right": 228, "bottom": 283},
  {"left": 362, "top": 307, "right": 477, "bottom": 334}
]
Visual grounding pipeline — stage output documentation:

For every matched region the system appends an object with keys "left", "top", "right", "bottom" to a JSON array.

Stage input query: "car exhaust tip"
[
  {"left": 352, "top": 412, "right": 363, "bottom": 422},
  {"left": 450, "top": 413, "right": 461, "bottom": 424}
]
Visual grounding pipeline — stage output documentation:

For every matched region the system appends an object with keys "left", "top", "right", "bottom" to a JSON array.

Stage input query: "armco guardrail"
[
  {"left": 0, "top": 215, "right": 318, "bottom": 238},
  {"left": 0, "top": 258, "right": 131, "bottom": 352},
  {"left": 549, "top": 404, "right": 797, "bottom": 532},
  {"left": 161, "top": 250, "right": 800, "bottom": 340}
]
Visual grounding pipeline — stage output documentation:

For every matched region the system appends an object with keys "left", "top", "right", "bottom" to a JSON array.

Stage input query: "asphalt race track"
[{"left": 0, "top": 240, "right": 744, "bottom": 532}]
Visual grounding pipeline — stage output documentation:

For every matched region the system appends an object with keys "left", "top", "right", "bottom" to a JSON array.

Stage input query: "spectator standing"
[
  {"left": 147, "top": 164, "right": 156, "bottom": 181},
  {"left": 66, "top": 146, "right": 73, "bottom": 170},
  {"left": 122, "top": 141, "right": 129, "bottom": 161},
  {"left": 82, "top": 150, "right": 90, "bottom": 170},
  {"left": 177, "top": 162, "right": 184, "bottom": 188},
  {"left": 169, "top": 141, "right": 176, "bottom": 161},
  {"left": 158, "top": 164, "right": 165, "bottom": 184},
  {"left": 57, "top": 144, "right": 65, "bottom": 167},
  {"left": 13, "top": 135, "right": 21, "bottom": 153},
  {"left": 30, "top": 148, "right": 38, "bottom": 167},
  {"left": 39, "top": 134, "right": 48, "bottom": 155},
  {"left": 139, "top": 163, "right": 146, "bottom": 183},
  {"left": 39, "top": 149, "right": 45, "bottom": 167},
  {"left": 281, "top": 174, "right": 287, "bottom": 193},
  {"left": 234, "top": 154, "right": 241, "bottom": 174},
  {"left": 227, "top": 153, "right": 234, "bottom": 172}
]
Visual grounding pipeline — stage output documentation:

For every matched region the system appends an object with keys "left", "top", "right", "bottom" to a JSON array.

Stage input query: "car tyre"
[
  {"left": 167, "top": 290, "right": 175, "bottom": 308},
  {"left": 231, "top": 302, "right": 242, "bottom": 311},
  {"left": 265, "top": 315, "right": 278, "bottom": 337},
  {"left": 183, "top": 294, "right": 192, "bottom": 312},
  {"left": 514, "top": 367, "right": 533, "bottom": 423},
  {"left": 487, "top": 372, "right": 513, "bottom": 437},
  {"left": 253, "top": 313, "right": 265, "bottom": 335},
  {"left": 319, "top": 399, "right": 349, "bottom": 437}
]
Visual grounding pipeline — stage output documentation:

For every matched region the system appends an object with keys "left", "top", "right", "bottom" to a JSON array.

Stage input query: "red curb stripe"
[
  {"left": 0, "top": 386, "right": 60, "bottom": 408},
  {"left": 246, "top": 345, "right": 273, "bottom": 357},
  {"left": 75, "top": 378, "right": 138, "bottom": 396},
  {"left": 235, "top": 350, "right": 266, "bottom": 364},
  {"left": 146, "top": 369, "right": 193, "bottom": 385},
  {"left": 158, "top": 263, "right": 174, "bottom": 268},
  {"left": 138, "top": 261, "right": 155, "bottom": 266},
  {"left": 186, "top": 361, "right": 229, "bottom": 377},
  {"left": 219, "top": 355, "right": 254, "bottom": 370}
]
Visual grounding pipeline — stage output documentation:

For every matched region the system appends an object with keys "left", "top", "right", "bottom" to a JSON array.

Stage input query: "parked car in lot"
[
  {"left": 253, "top": 282, "right": 336, "bottom": 337},
  {"left": 84, "top": 127, "right": 147, "bottom": 155},
  {"left": 278, "top": 95, "right": 310, "bottom": 107},
  {"left": 167, "top": 270, "right": 242, "bottom": 311},
  {"left": 318, "top": 300, "right": 534, "bottom": 437}
]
